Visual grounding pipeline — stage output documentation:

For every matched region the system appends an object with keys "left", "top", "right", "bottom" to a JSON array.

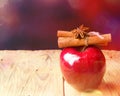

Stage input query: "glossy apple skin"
[{"left": 60, "top": 46, "right": 106, "bottom": 91}]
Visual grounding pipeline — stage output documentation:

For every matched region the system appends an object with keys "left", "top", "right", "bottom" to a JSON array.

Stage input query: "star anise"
[{"left": 72, "top": 25, "right": 89, "bottom": 39}]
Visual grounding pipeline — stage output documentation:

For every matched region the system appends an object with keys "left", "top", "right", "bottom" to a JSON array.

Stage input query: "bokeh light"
[{"left": 0, "top": 0, "right": 120, "bottom": 50}]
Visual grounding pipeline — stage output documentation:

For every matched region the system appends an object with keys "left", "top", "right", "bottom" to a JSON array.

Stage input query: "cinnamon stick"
[
  {"left": 57, "top": 31, "right": 73, "bottom": 37},
  {"left": 57, "top": 31, "right": 111, "bottom": 48}
]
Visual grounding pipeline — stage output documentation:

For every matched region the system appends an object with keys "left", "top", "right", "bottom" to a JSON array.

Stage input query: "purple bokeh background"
[{"left": 0, "top": 0, "right": 120, "bottom": 50}]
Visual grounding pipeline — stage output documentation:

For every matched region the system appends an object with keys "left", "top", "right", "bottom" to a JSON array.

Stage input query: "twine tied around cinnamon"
[
  {"left": 57, "top": 25, "right": 112, "bottom": 48},
  {"left": 72, "top": 25, "right": 105, "bottom": 46}
]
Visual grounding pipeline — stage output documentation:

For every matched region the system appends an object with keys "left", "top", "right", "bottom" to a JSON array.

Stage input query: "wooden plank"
[
  {"left": 0, "top": 50, "right": 63, "bottom": 96},
  {"left": 0, "top": 50, "right": 120, "bottom": 96},
  {"left": 64, "top": 50, "right": 120, "bottom": 96}
]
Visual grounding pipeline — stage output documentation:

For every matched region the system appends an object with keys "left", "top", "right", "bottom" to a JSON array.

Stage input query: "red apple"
[{"left": 60, "top": 46, "right": 106, "bottom": 91}]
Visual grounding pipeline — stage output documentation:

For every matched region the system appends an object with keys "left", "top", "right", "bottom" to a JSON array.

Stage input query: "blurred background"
[{"left": 0, "top": 0, "right": 120, "bottom": 50}]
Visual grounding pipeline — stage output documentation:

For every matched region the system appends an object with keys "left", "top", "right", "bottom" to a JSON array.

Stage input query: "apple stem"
[{"left": 81, "top": 46, "right": 87, "bottom": 52}]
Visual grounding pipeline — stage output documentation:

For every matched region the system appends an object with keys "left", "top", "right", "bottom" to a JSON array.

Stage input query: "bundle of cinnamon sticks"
[{"left": 57, "top": 25, "right": 112, "bottom": 48}]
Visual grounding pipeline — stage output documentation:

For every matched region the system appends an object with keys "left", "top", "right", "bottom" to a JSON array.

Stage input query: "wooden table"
[{"left": 0, "top": 50, "right": 120, "bottom": 96}]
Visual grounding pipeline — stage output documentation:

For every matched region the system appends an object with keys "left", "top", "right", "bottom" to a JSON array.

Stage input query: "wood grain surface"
[{"left": 0, "top": 50, "right": 120, "bottom": 96}]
